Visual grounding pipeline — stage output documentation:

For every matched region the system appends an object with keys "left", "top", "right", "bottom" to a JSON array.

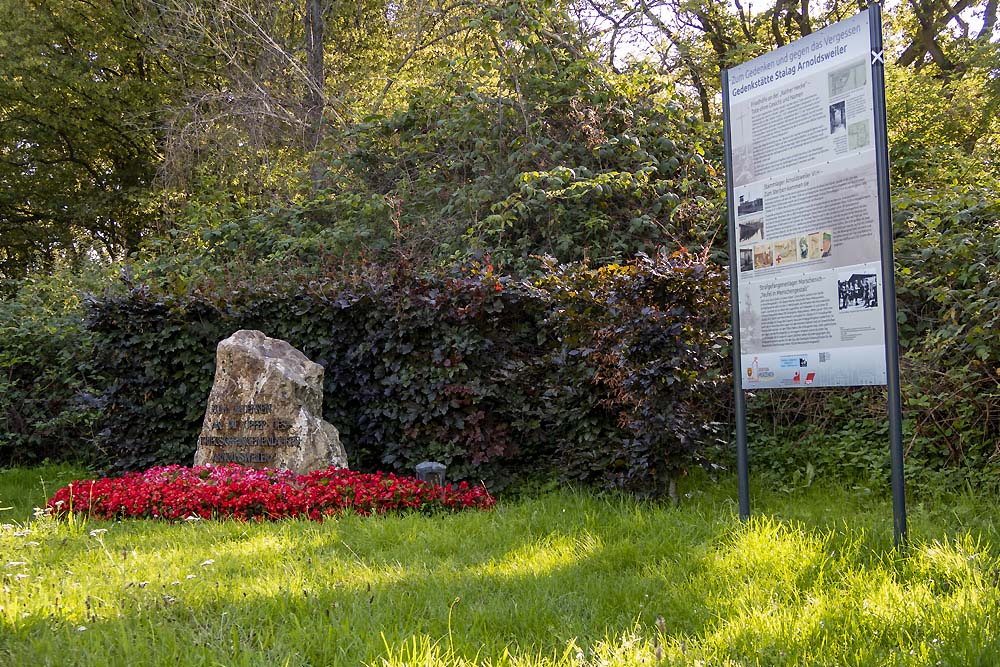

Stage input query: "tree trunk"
[{"left": 304, "top": 0, "right": 326, "bottom": 184}]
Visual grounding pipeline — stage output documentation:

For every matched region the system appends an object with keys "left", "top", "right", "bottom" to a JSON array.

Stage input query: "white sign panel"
[{"left": 726, "top": 11, "right": 887, "bottom": 388}]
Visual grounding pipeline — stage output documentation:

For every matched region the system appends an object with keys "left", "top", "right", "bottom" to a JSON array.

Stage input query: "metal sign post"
[{"left": 869, "top": 4, "right": 907, "bottom": 547}]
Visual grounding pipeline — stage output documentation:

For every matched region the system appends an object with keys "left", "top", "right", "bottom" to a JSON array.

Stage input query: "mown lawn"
[{"left": 2, "top": 465, "right": 999, "bottom": 666}]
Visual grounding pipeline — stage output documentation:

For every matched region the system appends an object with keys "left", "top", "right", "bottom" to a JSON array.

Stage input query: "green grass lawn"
[{"left": 2, "top": 465, "right": 999, "bottom": 666}]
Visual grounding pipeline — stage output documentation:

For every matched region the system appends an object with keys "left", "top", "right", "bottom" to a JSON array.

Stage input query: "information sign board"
[{"left": 724, "top": 10, "right": 887, "bottom": 389}]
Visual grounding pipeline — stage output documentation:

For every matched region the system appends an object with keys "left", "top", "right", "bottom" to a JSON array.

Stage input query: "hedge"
[{"left": 77, "top": 251, "right": 730, "bottom": 495}]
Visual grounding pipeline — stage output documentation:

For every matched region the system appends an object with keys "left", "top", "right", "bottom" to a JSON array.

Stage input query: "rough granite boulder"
[{"left": 193, "top": 330, "right": 348, "bottom": 473}]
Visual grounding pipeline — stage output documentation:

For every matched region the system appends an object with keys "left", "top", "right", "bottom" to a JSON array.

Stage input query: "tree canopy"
[
  {"left": 3, "top": 0, "right": 1000, "bottom": 489},
  {"left": 2, "top": 0, "right": 996, "bottom": 285},
  {"left": 0, "top": 0, "right": 167, "bottom": 281}
]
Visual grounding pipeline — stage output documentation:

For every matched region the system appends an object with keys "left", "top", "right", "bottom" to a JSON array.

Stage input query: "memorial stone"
[{"left": 193, "top": 330, "right": 348, "bottom": 473}]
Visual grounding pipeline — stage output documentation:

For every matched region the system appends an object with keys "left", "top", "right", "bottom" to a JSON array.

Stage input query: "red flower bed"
[{"left": 46, "top": 465, "right": 495, "bottom": 521}]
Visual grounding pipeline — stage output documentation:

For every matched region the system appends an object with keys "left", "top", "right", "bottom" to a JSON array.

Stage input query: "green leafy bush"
[
  {"left": 893, "top": 184, "right": 1000, "bottom": 488},
  {"left": 134, "top": 43, "right": 725, "bottom": 287},
  {"left": 334, "top": 62, "right": 724, "bottom": 273},
  {"left": 0, "top": 270, "right": 105, "bottom": 466}
]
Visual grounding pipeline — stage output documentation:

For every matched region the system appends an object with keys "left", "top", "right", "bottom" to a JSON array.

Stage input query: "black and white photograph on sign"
[
  {"left": 848, "top": 121, "right": 870, "bottom": 149},
  {"left": 738, "top": 289, "right": 760, "bottom": 349},
  {"left": 828, "top": 60, "right": 868, "bottom": 97},
  {"left": 740, "top": 248, "right": 754, "bottom": 273},
  {"left": 739, "top": 218, "right": 764, "bottom": 243},
  {"left": 798, "top": 236, "right": 809, "bottom": 260},
  {"left": 737, "top": 194, "right": 764, "bottom": 216},
  {"left": 838, "top": 272, "right": 879, "bottom": 311},
  {"left": 830, "top": 101, "right": 847, "bottom": 134},
  {"left": 731, "top": 144, "right": 755, "bottom": 186}
]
